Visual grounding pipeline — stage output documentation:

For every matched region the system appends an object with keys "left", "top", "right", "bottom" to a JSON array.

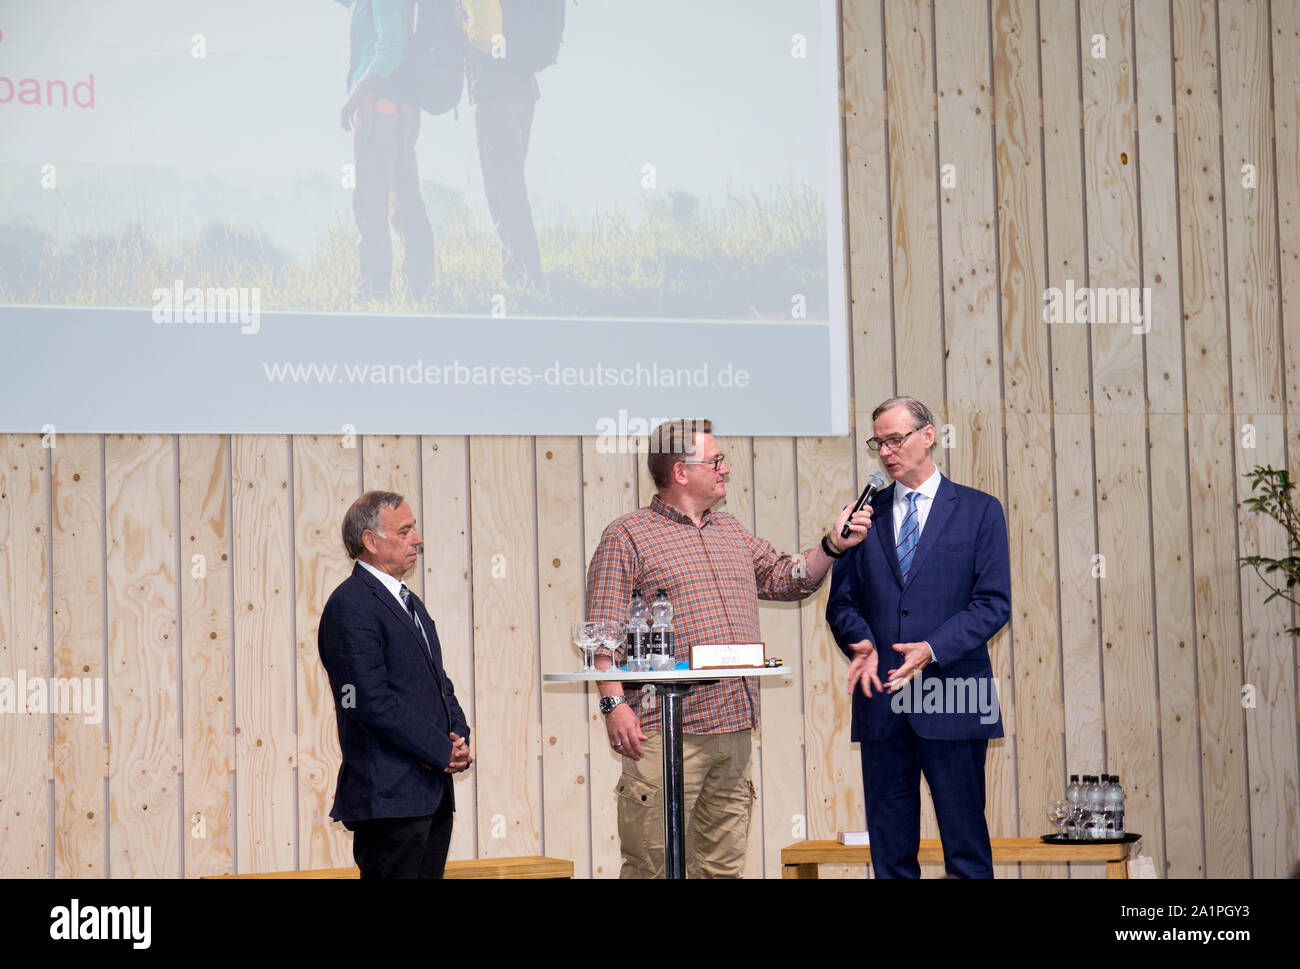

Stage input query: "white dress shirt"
[{"left": 891, "top": 467, "right": 943, "bottom": 542}]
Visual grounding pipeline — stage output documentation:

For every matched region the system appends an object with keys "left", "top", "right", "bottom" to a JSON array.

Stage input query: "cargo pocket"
[{"left": 615, "top": 773, "right": 664, "bottom": 875}]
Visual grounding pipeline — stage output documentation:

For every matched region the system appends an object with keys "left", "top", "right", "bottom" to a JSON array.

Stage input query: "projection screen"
[{"left": 0, "top": 0, "right": 849, "bottom": 435}]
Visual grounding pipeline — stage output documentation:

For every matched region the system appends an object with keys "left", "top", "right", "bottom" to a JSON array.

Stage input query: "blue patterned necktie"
[
  {"left": 897, "top": 491, "right": 920, "bottom": 581},
  {"left": 399, "top": 583, "right": 432, "bottom": 659}
]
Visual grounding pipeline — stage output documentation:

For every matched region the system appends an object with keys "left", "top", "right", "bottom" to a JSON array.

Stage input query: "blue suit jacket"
[
  {"left": 826, "top": 476, "right": 1010, "bottom": 742},
  {"left": 317, "top": 563, "right": 469, "bottom": 823}
]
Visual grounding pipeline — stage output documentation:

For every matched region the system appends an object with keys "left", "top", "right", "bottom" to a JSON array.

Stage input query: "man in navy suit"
[
  {"left": 318, "top": 491, "right": 472, "bottom": 878},
  {"left": 826, "top": 397, "right": 1010, "bottom": 878}
]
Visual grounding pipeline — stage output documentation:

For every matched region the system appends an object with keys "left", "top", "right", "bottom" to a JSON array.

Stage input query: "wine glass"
[
  {"left": 1047, "top": 799, "right": 1070, "bottom": 839},
  {"left": 594, "top": 621, "right": 624, "bottom": 671},
  {"left": 1067, "top": 802, "right": 1086, "bottom": 840},
  {"left": 571, "top": 620, "right": 601, "bottom": 671}
]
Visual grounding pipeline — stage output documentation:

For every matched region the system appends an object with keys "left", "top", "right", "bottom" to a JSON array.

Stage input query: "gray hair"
[
  {"left": 342, "top": 491, "right": 405, "bottom": 559},
  {"left": 872, "top": 395, "right": 935, "bottom": 429}
]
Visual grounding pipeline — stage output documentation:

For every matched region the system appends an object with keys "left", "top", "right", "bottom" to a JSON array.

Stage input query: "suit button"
[{"left": 901, "top": 609, "right": 910, "bottom": 617}]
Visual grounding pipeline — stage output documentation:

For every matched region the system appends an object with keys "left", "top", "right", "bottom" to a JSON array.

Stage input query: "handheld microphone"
[{"left": 841, "top": 471, "right": 887, "bottom": 539}]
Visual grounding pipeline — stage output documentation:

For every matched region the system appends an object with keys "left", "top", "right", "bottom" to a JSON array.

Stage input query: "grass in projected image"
[{"left": 0, "top": 183, "right": 827, "bottom": 321}]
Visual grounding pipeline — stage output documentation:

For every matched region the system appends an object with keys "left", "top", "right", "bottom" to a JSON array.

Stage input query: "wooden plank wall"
[{"left": 1, "top": 0, "right": 1297, "bottom": 878}]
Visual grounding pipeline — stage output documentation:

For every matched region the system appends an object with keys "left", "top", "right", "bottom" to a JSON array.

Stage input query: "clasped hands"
[
  {"left": 446, "top": 731, "right": 473, "bottom": 774},
  {"left": 846, "top": 640, "right": 931, "bottom": 696}
]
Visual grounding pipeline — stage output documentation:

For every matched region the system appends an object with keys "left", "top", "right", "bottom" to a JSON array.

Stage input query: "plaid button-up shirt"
[{"left": 585, "top": 494, "right": 824, "bottom": 734}]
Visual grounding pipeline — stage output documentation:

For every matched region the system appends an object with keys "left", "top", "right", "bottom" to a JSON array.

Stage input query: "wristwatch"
[{"left": 599, "top": 695, "right": 627, "bottom": 716}]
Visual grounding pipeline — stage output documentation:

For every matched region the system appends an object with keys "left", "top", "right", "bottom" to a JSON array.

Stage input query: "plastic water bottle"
[
  {"left": 1105, "top": 774, "right": 1125, "bottom": 837},
  {"left": 649, "top": 588, "right": 674, "bottom": 666},
  {"left": 1065, "top": 775, "right": 1082, "bottom": 838},
  {"left": 626, "top": 589, "right": 650, "bottom": 671},
  {"left": 1086, "top": 776, "right": 1107, "bottom": 839}
]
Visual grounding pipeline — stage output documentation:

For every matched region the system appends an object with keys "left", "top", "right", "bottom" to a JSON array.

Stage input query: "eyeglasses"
[
  {"left": 681, "top": 455, "right": 726, "bottom": 472},
  {"left": 866, "top": 429, "right": 922, "bottom": 452}
]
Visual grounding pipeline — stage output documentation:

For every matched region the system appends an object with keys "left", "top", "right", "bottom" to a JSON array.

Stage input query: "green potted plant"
[{"left": 1239, "top": 465, "right": 1300, "bottom": 636}]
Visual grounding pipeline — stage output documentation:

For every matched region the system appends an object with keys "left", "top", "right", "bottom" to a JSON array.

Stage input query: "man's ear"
[{"left": 361, "top": 529, "right": 379, "bottom": 555}]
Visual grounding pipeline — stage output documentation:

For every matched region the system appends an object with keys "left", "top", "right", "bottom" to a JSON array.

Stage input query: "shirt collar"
[
  {"left": 358, "top": 558, "right": 405, "bottom": 599},
  {"left": 895, "top": 467, "right": 942, "bottom": 504},
  {"left": 650, "top": 493, "right": 713, "bottom": 527}
]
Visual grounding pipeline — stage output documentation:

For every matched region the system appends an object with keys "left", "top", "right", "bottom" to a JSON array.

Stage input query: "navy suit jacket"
[
  {"left": 826, "top": 476, "right": 1010, "bottom": 742},
  {"left": 317, "top": 563, "right": 469, "bottom": 823}
]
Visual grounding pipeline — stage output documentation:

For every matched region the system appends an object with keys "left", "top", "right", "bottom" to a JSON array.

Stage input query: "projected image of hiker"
[{"left": 0, "top": 0, "right": 839, "bottom": 322}]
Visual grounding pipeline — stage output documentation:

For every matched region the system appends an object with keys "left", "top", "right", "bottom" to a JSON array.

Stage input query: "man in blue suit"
[
  {"left": 826, "top": 397, "right": 1010, "bottom": 878},
  {"left": 318, "top": 491, "right": 472, "bottom": 878}
]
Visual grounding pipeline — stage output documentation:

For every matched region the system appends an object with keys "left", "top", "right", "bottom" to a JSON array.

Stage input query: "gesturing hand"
[
  {"left": 846, "top": 640, "right": 883, "bottom": 697},
  {"left": 885, "top": 642, "right": 932, "bottom": 693}
]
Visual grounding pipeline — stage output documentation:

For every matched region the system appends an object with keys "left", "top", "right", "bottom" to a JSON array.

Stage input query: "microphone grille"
[{"left": 867, "top": 471, "right": 887, "bottom": 488}]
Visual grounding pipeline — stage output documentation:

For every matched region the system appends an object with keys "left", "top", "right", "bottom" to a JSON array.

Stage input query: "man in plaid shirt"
[{"left": 586, "top": 418, "right": 873, "bottom": 877}]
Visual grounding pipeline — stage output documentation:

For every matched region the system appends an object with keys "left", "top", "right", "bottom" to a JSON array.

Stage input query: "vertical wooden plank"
[
  {"left": 1221, "top": 0, "right": 1282, "bottom": 416},
  {"left": 1174, "top": 0, "right": 1231, "bottom": 415},
  {"left": 292, "top": 434, "right": 357, "bottom": 870},
  {"left": 1137, "top": 0, "right": 1203, "bottom": 876},
  {"left": 844, "top": 0, "right": 896, "bottom": 474},
  {"left": 1055, "top": 415, "right": 1106, "bottom": 784},
  {"left": 1038, "top": 5, "right": 1106, "bottom": 876},
  {"left": 994, "top": 0, "right": 1053, "bottom": 415},
  {"left": 52, "top": 435, "right": 105, "bottom": 877},
  {"left": 1186, "top": 414, "right": 1249, "bottom": 876},
  {"left": 1093, "top": 417, "right": 1163, "bottom": 869},
  {"left": 1175, "top": 0, "right": 1250, "bottom": 877},
  {"left": 1271, "top": 2, "right": 1300, "bottom": 884},
  {"left": 797, "top": 436, "right": 860, "bottom": 878},
  {"left": 886, "top": 0, "right": 944, "bottom": 407},
  {"left": 753, "top": 438, "right": 806, "bottom": 877},
  {"left": 422, "top": 436, "right": 476, "bottom": 861},
  {"left": 995, "top": 0, "right": 1094, "bottom": 875},
  {"left": 937, "top": 0, "right": 1000, "bottom": 421},
  {"left": 1004, "top": 414, "right": 1066, "bottom": 876},
  {"left": 1276, "top": 0, "right": 1300, "bottom": 411},
  {"left": 714, "top": 435, "right": 764, "bottom": 876},
  {"left": 1080, "top": 3, "right": 1161, "bottom": 868},
  {"left": 936, "top": 0, "right": 1020, "bottom": 877},
  {"left": 1235, "top": 414, "right": 1297, "bottom": 876},
  {"left": 1221, "top": 0, "right": 1294, "bottom": 878},
  {"left": 1081, "top": 0, "right": 1145, "bottom": 409},
  {"left": 580, "top": 439, "right": 638, "bottom": 877},
  {"left": 1137, "top": 0, "right": 1186, "bottom": 414},
  {"left": 1148, "top": 413, "right": 1205, "bottom": 877},
  {"left": 231, "top": 436, "right": 295, "bottom": 873},
  {"left": 105, "top": 434, "right": 178, "bottom": 877},
  {"left": 535, "top": 436, "right": 590, "bottom": 875},
  {"left": 178, "top": 435, "right": 233, "bottom": 877},
  {"left": 636, "top": 438, "right": 656, "bottom": 510},
  {"left": 1275, "top": 0, "right": 1300, "bottom": 879},
  {"left": 1041, "top": 0, "right": 1093, "bottom": 413},
  {"left": 469, "top": 436, "right": 539, "bottom": 856},
  {"left": 0, "top": 436, "right": 50, "bottom": 877}
]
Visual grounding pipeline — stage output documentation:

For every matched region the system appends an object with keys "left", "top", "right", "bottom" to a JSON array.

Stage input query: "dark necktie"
[{"left": 399, "top": 583, "right": 432, "bottom": 660}]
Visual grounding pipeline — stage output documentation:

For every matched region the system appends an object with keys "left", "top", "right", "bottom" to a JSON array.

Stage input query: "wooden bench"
[
  {"left": 781, "top": 838, "right": 1135, "bottom": 879},
  {"left": 203, "top": 856, "right": 573, "bottom": 879}
]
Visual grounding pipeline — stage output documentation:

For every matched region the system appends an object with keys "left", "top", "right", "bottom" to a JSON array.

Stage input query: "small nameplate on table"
[{"left": 690, "top": 643, "right": 765, "bottom": 669}]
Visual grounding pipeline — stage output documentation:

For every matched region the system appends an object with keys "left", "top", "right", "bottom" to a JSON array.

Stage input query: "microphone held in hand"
[{"left": 841, "top": 471, "right": 887, "bottom": 539}]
